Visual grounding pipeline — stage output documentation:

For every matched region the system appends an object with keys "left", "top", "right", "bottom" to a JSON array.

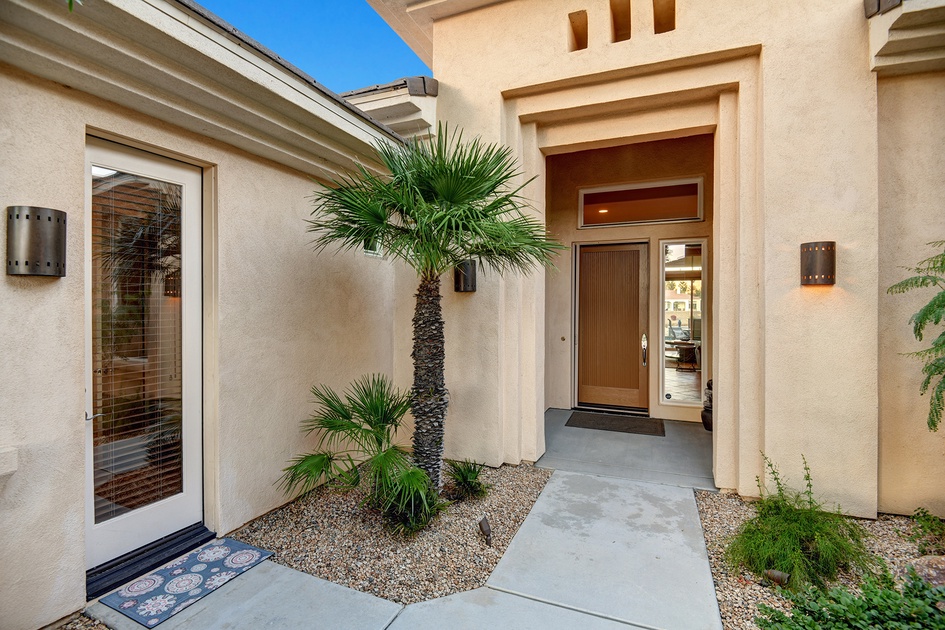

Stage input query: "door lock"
[{"left": 641, "top": 333, "right": 648, "bottom": 367}]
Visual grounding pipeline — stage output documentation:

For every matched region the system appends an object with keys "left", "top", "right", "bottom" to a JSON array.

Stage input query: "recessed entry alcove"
[{"left": 544, "top": 134, "right": 714, "bottom": 423}]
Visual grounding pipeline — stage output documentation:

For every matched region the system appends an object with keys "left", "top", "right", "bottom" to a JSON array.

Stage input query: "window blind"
[{"left": 91, "top": 170, "right": 184, "bottom": 523}]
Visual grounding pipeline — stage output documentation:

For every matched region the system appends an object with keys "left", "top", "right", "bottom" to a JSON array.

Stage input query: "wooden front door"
[{"left": 578, "top": 243, "right": 649, "bottom": 410}]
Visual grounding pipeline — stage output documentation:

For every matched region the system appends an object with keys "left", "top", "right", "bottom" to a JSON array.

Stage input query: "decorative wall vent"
[
  {"left": 653, "top": 0, "right": 676, "bottom": 34},
  {"left": 568, "top": 10, "right": 589, "bottom": 51},
  {"left": 611, "top": 0, "right": 631, "bottom": 42}
]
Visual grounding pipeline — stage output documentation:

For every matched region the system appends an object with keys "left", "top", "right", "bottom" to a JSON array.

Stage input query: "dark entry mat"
[{"left": 566, "top": 411, "right": 665, "bottom": 436}]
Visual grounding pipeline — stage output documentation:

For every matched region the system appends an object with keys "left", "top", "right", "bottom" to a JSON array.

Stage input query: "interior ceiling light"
[{"left": 598, "top": 209, "right": 608, "bottom": 213}]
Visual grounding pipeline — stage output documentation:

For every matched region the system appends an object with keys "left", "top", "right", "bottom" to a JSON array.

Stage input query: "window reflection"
[{"left": 663, "top": 243, "right": 702, "bottom": 404}]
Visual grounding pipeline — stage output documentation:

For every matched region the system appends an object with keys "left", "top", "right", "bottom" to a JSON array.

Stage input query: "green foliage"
[
  {"left": 308, "top": 124, "right": 565, "bottom": 279},
  {"left": 888, "top": 240, "right": 945, "bottom": 431},
  {"left": 911, "top": 507, "right": 945, "bottom": 556},
  {"left": 279, "top": 374, "right": 445, "bottom": 533},
  {"left": 377, "top": 466, "right": 448, "bottom": 534},
  {"left": 726, "top": 455, "right": 875, "bottom": 590},
  {"left": 307, "top": 124, "right": 565, "bottom": 490},
  {"left": 755, "top": 570, "right": 945, "bottom": 629},
  {"left": 445, "top": 459, "right": 492, "bottom": 500}
]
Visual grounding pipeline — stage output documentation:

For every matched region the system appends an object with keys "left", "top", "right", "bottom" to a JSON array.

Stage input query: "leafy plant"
[
  {"left": 445, "top": 459, "right": 492, "bottom": 500},
  {"left": 726, "top": 455, "right": 875, "bottom": 590},
  {"left": 887, "top": 240, "right": 945, "bottom": 431},
  {"left": 377, "top": 466, "right": 448, "bottom": 534},
  {"left": 279, "top": 374, "right": 445, "bottom": 533},
  {"left": 911, "top": 507, "right": 945, "bottom": 556},
  {"left": 755, "top": 570, "right": 945, "bottom": 629},
  {"left": 308, "top": 124, "right": 565, "bottom": 490}
]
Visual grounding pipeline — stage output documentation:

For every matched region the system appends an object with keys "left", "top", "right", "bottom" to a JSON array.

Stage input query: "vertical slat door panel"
[{"left": 578, "top": 244, "right": 649, "bottom": 409}]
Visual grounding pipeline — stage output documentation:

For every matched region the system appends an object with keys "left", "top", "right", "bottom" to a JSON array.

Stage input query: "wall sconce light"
[
  {"left": 6, "top": 206, "right": 67, "bottom": 277},
  {"left": 163, "top": 270, "right": 181, "bottom": 298},
  {"left": 800, "top": 241, "right": 836, "bottom": 285},
  {"left": 454, "top": 259, "right": 476, "bottom": 292}
]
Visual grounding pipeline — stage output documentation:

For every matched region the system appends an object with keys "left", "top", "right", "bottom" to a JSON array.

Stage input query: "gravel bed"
[
  {"left": 695, "top": 489, "right": 923, "bottom": 630},
  {"left": 61, "top": 614, "right": 108, "bottom": 630},
  {"left": 232, "top": 463, "right": 552, "bottom": 604},
  {"left": 64, "top": 473, "right": 922, "bottom": 630}
]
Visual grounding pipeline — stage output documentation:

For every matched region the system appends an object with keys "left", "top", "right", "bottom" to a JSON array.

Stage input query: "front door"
[
  {"left": 85, "top": 138, "right": 203, "bottom": 570},
  {"left": 577, "top": 243, "right": 649, "bottom": 410}
]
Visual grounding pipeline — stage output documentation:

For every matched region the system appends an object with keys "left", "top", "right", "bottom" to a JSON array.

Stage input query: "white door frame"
[{"left": 84, "top": 138, "right": 203, "bottom": 570}]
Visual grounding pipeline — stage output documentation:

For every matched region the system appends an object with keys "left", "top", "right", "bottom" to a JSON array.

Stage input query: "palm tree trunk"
[{"left": 411, "top": 273, "right": 448, "bottom": 490}]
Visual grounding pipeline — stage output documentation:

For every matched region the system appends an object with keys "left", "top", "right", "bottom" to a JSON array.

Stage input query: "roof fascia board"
[
  {"left": 0, "top": 0, "right": 399, "bottom": 181},
  {"left": 366, "top": 0, "right": 510, "bottom": 67}
]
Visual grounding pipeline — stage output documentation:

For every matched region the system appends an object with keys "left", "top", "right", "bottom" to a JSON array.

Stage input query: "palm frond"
[
  {"left": 308, "top": 123, "right": 565, "bottom": 278},
  {"left": 346, "top": 374, "right": 412, "bottom": 448},
  {"left": 278, "top": 452, "right": 337, "bottom": 496}
]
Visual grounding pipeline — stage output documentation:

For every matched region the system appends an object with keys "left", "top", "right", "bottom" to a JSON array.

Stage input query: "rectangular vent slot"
[
  {"left": 569, "top": 10, "right": 589, "bottom": 51},
  {"left": 611, "top": 0, "right": 631, "bottom": 42},
  {"left": 653, "top": 0, "right": 675, "bottom": 33}
]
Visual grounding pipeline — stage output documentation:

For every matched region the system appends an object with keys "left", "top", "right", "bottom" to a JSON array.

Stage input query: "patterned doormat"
[
  {"left": 100, "top": 538, "right": 271, "bottom": 627},
  {"left": 566, "top": 411, "right": 665, "bottom": 436}
]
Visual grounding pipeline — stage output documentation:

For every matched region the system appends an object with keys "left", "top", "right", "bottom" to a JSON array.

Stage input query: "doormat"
[
  {"left": 100, "top": 538, "right": 271, "bottom": 627},
  {"left": 566, "top": 411, "right": 665, "bottom": 436}
]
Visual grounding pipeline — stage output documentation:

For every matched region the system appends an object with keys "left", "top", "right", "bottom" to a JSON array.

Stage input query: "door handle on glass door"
[
  {"left": 642, "top": 333, "right": 648, "bottom": 367},
  {"left": 85, "top": 412, "right": 105, "bottom": 423}
]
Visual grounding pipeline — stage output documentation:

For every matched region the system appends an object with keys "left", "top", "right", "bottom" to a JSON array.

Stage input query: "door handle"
[
  {"left": 85, "top": 412, "right": 105, "bottom": 423},
  {"left": 641, "top": 333, "right": 648, "bottom": 367}
]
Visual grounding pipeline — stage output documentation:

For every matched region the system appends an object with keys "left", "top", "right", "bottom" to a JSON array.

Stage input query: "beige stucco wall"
[
  {"left": 417, "top": 0, "right": 881, "bottom": 516},
  {"left": 0, "top": 64, "right": 394, "bottom": 630},
  {"left": 877, "top": 71, "right": 945, "bottom": 518},
  {"left": 545, "top": 135, "right": 715, "bottom": 421}
]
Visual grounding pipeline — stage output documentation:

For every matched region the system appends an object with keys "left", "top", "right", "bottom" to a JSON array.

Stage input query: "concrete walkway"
[
  {"left": 537, "top": 408, "right": 717, "bottom": 490},
  {"left": 87, "top": 471, "right": 722, "bottom": 630}
]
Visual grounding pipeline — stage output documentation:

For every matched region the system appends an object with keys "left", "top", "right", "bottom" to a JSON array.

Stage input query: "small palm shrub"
[
  {"left": 756, "top": 570, "right": 945, "bottom": 629},
  {"left": 445, "top": 459, "right": 492, "bottom": 500},
  {"left": 279, "top": 374, "right": 445, "bottom": 533},
  {"left": 911, "top": 507, "right": 945, "bottom": 556},
  {"left": 378, "top": 465, "right": 448, "bottom": 534},
  {"left": 887, "top": 240, "right": 945, "bottom": 431},
  {"left": 726, "top": 455, "right": 875, "bottom": 590}
]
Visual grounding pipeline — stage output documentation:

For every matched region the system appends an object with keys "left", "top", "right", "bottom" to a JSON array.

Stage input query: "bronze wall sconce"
[{"left": 800, "top": 241, "right": 836, "bottom": 285}]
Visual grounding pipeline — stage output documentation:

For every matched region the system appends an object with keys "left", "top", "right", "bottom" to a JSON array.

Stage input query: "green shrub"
[
  {"left": 887, "top": 240, "right": 945, "bottom": 432},
  {"left": 726, "top": 455, "right": 875, "bottom": 590},
  {"left": 911, "top": 507, "right": 945, "bottom": 556},
  {"left": 378, "top": 465, "right": 448, "bottom": 534},
  {"left": 445, "top": 459, "right": 492, "bottom": 500},
  {"left": 756, "top": 570, "right": 945, "bottom": 629},
  {"left": 279, "top": 374, "right": 445, "bottom": 534}
]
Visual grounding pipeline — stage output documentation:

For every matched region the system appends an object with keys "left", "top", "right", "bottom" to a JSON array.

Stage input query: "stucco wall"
[
  {"left": 545, "top": 135, "right": 715, "bottom": 421},
  {"left": 0, "top": 64, "right": 394, "bottom": 629},
  {"left": 422, "top": 0, "right": 881, "bottom": 516},
  {"left": 877, "top": 71, "right": 945, "bottom": 517}
]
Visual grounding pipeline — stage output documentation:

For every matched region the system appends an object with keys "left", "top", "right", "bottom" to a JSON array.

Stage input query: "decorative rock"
[
  {"left": 907, "top": 555, "right": 945, "bottom": 587},
  {"left": 695, "top": 491, "right": 924, "bottom": 630}
]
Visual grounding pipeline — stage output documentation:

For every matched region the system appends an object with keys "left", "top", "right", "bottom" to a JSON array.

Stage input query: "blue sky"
[{"left": 197, "top": 0, "right": 430, "bottom": 94}]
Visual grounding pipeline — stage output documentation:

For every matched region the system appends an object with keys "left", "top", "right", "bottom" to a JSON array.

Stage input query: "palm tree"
[{"left": 307, "top": 126, "right": 563, "bottom": 490}]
